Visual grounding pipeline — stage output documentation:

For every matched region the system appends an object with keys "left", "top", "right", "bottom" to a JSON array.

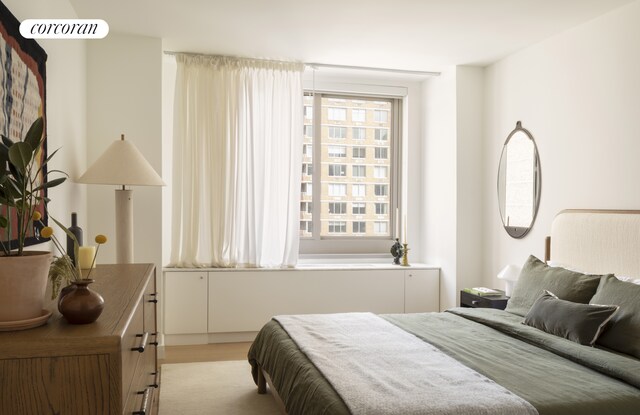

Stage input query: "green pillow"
[
  {"left": 590, "top": 275, "right": 640, "bottom": 358},
  {"left": 524, "top": 291, "right": 619, "bottom": 345},
  {"left": 505, "top": 255, "right": 604, "bottom": 316}
]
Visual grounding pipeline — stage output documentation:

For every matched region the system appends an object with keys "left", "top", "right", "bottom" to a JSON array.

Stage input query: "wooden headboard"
[{"left": 545, "top": 209, "right": 640, "bottom": 278}]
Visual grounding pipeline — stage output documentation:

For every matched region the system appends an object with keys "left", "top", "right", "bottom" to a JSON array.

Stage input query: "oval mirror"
[{"left": 497, "top": 121, "right": 541, "bottom": 238}]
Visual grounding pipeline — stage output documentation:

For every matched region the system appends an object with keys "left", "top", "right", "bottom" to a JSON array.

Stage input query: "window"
[
  {"left": 374, "top": 221, "right": 388, "bottom": 234},
  {"left": 352, "top": 184, "right": 365, "bottom": 197},
  {"left": 352, "top": 127, "right": 366, "bottom": 140},
  {"left": 328, "top": 164, "right": 347, "bottom": 177},
  {"left": 352, "top": 147, "right": 366, "bottom": 159},
  {"left": 328, "top": 221, "right": 347, "bottom": 233},
  {"left": 375, "top": 128, "right": 388, "bottom": 141},
  {"left": 352, "top": 221, "right": 366, "bottom": 233},
  {"left": 373, "top": 110, "right": 388, "bottom": 123},
  {"left": 328, "top": 107, "right": 346, "bottom": 121},
  {"left": 303, "top": 144, "right": 313, "bottom": 158},
  {"left": 301, "top": 182, "right": 312, "bottom": 195},
  {"left": 300, "top": 93, "right": 399, "bottom": 250},
  {"left": 352, "top": 109, "right": 366, "bottom": 122},
  {"left": 374, "top": 166, "right": 388, "bottom": 178},
  {"left": 374, "top": 147, "right": 388, "bottom": 159},
  {"left": 328, "top": 183, "right": 347, "bottom": 196},
  {"left": 374, "top": 184, "right": 388, "bottom": 196},
  {"left": 352, "top": 202, "right": 366, "bottom": 215},
  {"left": 328, "top": 202, "right": 347, "bottom": 214},
  {"left": 375, "top": 203, "right": 388, "bottom": 215},
  {"left": 328, "top": 145, "right": 346, "bottom": 158},
  {"left": 352, "top": 165, "right": 366, "bottom": 178},
  {"left": 304, "top": 106, "right": 313, "bottom": 119},
  {"left": 304, "top": 125, "right": 313, "bottom": 137},
  {"left": 328, "top": 126, "right": 347, "bottom": 139},
  {"left": 300, "top": 220, "right": 312, "bottom": 235}
]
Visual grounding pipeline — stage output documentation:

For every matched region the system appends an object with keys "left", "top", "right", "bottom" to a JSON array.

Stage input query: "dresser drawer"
[
  {"left": 460, "top": 290, "right": 509, "bottom": 309},
  {"left": 124, "top": 342, "right": 157, "bottom": 415},
  {"left": 122, "top": 297, "right": 144, "bottom": 407}
]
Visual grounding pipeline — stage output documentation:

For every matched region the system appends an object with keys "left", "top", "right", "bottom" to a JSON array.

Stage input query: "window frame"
[{"left": 300, "top": 91, "right": 403, "bottom": 255}]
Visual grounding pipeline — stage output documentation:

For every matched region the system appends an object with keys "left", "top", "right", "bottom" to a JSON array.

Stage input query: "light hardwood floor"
[{"left": 160, "top": 342, "right": 252, "bottom": 364}]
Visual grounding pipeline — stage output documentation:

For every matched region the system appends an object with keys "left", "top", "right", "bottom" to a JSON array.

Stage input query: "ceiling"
[{"left": 70, "top": 0, "right": 633, "bottom": 70}]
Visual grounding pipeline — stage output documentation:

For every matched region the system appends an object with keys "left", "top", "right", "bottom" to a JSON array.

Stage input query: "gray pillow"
[
  {"left": 524, "top": 291, "right": 619, "bottom": 345},
  {"left": 505, "top": 255, "right": 605, "bottom": 316},
  {"left": 590, "top": 275, "right": 640, "bottom": 358}
]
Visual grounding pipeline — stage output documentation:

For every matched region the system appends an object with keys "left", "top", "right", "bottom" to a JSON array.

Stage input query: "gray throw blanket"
[{"left": 274, "top": 313, "right": 538, "bottom": 415}]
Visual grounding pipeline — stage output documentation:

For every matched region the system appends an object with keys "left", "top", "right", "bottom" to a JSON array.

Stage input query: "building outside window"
[
  {"left": 300, "top": 93, "right": 399, "bottom": 249},
  {"left": 304, "top": 106, "right": 313, "bottom": 119}
]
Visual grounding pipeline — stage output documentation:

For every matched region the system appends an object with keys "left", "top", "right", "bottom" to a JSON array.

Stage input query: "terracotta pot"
[
  {"left": 58, "top": 279, "right": 104, "bottom": 324},
  {"left": 0, "top": 251, "right": 52, "bottom": 322}
]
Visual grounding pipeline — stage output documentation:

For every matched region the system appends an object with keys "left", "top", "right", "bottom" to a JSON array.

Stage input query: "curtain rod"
[{"left": 163, "top": 51, "right": 440, "bottom": 77}]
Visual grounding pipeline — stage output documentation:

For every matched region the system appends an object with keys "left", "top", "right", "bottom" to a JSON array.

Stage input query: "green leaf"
[
  {"left": 33, "top": 176, "right": 66, "bottom": 192},
  {"left": 0, "top": 215, "right": 7, "bottom": 228},
  {"left": 24, "top": 117, "right": 44, "bottom": 150},
  {"left": 49, "top": 215, "right": 80, "bottom": 268},
  {"left": 0, "top": 134, "right": 13, "bottom": 148},
  {"left": 8, "top": 142, "right": 33, "bottom": 174}
]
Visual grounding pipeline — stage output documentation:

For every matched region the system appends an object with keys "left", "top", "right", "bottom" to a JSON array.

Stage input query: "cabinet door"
[
  {"left": 164, "top": 272, "right": 208, "bottom": 334},
  {"left": 404, "top": 269, "right": 440, "bottom": 313}
]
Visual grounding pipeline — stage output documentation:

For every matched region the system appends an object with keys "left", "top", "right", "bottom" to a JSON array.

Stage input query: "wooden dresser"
[{"left": 0, "top": 264, "right": 158, "bottom": 415}]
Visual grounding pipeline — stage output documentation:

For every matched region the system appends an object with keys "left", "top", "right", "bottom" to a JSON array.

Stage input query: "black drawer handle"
[
  {"left": 150, "top": 371, "right": 159, "bottom": 388},
  {"left": 132, "top": 387, "right": 152, "bottom": 415},
  {"left": 150, "top": 332, "right": 159, "bottom": 346},
  {"left": 132, "top": 332, "right": 149, "bottom": 353},
  {"left": 147, "top": 299, "right": 158, "bottom": 303}
]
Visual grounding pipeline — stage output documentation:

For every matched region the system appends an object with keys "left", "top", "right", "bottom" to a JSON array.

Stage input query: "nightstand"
[{"left": 460, "top": 290, "right": 509, "bottom": 310}]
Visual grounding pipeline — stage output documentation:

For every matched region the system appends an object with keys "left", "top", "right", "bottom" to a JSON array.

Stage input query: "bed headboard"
[{"left": 547, "top": 209, "right": 640, "bottom": 278}]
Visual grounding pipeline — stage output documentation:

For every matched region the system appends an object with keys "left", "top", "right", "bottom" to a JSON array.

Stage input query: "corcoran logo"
[{"left": 19, "top": 19, "right": 109, "bottom": 39}]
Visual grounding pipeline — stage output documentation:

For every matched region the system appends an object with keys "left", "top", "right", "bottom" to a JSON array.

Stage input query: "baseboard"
[{"left": 163, "top": 331, "right": 258, "bottom": 346}]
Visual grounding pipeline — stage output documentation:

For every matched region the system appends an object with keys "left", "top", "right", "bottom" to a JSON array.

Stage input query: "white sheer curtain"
[{"left": 169, "top": 54, "right": 303, "bottom": 268}]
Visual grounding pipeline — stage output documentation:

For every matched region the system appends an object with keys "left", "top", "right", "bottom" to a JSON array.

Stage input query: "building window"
[
  {"left": 353, "top": 221, "right": 366, "bottom": 233},
  {"left": 300, "top": 93, "right": 399, "bottom": 249},
  {"left": 352, "top": 109, "right": 366, "bottom": 122},
  {"left": 328, "top": 126, "right": 347, "bottom": 139},
  {"left": 352, "top": 127, "right": 366, "bottom": 140},
  {"left": 328, "top": 164, "right": 347, "bottom": 177},
  {"left": 374, "top": 166, "right": 388, "bottom": 178},
  {"left": 328, "top": 107, "right": 346, "bottom": 121},
  {"left": 374, "top": 128, "right": 388, "bottom": 141},
  {"left": 328, "top": 202, "right": 347, "bottom": 214},
  {"left": 374, "top": 221, "right": 388, "bottom": 234},
  {"left": 304, "top": 106, "right": 313, "bottom": 119},
  {"left": 374, "top": 184, "right": 388, "bottom": 196},
  {"left": 374, "top": 147, "right": 388, "bottom": 159},
  {"left": 352, "top": 202, "right": 366, "bottom": 215},
  {"left": 352, "top": 147, "right": 366, "bottom": 159},
  {"left": 328, "top": 145, "right": 346, "bottom": 158},
  {"left": 301, "top": 182, "right": 312, "bottom": 196},
  {"left": 300, "top": 220, "right": 312, "bottom": 235},
  {"left": 328, "top": 221, "right": 347, "bottom": 233},
  {"left": 373, "top": 110, "right": 388, "bottom": 123},
  {"left": 352, "top": 184, "right": 366, "bottom": 197},
  {"left": 328, "top": 183, "right": 347, "bottom": 196},
  {"left": 352, "top": 165, "right": 366, "bottom": 178},
  {"left": 375, "top": 203, "right": 388, "bottom": 215}
]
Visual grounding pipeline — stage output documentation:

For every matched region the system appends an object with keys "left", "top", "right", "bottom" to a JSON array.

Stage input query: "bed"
[{"left": 248, "top": 210, "right": 640, "bottom": 415}]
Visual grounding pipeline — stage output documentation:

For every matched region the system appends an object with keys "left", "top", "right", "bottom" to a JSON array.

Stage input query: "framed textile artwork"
[{"left": 0, "top": 0, "right": 48, "bottom": 249}]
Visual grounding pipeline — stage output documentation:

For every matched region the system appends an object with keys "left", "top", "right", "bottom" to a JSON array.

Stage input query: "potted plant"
[{"left": 0, "top": 117, "right": 66, "bottom": 323}]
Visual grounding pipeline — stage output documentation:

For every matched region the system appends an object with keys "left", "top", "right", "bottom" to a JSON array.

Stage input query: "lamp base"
[{"left": 115, "top": 189, "right": 134, "bottom": 263}]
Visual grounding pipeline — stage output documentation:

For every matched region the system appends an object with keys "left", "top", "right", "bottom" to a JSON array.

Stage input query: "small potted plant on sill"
[{"left": 0, "top": 117, "right": 66, "bottom": 325}]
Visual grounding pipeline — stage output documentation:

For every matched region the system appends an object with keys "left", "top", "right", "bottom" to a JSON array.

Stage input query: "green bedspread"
[{"left": 248, "top": 308, "right": 640, "bottom": 415}]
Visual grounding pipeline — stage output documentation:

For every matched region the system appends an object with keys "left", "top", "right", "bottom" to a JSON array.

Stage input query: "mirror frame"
[{"left": 497, "top": 121, "right": 542, "bottom": 239}]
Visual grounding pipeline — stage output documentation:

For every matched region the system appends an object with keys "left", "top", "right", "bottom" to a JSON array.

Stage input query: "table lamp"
[
  {"left": 497, "top": 264, "right": 521, "bottom": 296},
  {"left": 77, "top": 134, "right": 165, "bottom": 263}
]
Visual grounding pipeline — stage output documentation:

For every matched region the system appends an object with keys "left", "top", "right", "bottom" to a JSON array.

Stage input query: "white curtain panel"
[{"left": 170, "top": 54, "right": 304, "bottom": 268}]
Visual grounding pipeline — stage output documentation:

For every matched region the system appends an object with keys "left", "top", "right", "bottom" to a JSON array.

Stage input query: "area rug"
[{"left": 159, "top": 360, "right": 281, "bottom": 414}]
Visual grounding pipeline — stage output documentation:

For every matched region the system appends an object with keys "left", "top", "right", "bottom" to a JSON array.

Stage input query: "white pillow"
[{"left": 546, "top": 260, "right": 640, "bottom": 285}]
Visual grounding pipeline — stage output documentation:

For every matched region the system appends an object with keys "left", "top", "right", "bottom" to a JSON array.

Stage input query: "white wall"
[
  {"left": 483, "top": 0, "right": 640, "bottom": 287},
  {"left": 86, "top": 34, "right": 162, "bottom": 271},
  {"left": 4, "top": 0, "right": 87, "bottom": 244}
]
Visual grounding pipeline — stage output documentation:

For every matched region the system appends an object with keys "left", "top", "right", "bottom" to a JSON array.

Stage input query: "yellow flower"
[
  {"left": 40, "top": 226, "right": 54, "bottom": 238},
  {"left": 32, "top": 211, "right": 42, "bottom": 221},
  {"left": 95, "top": 234, "right": 107, "bottom": 244}
]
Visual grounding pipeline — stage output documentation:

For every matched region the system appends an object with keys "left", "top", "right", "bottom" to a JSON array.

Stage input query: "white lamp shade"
[
  {"left": 497, "top": 264, "right": 521, "bottom": 282},
  {"left": 77, "top": 136, "right": 165, "bottom": 186}
]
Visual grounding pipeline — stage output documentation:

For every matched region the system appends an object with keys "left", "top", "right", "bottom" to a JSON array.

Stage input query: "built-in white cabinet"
[
  {"left": 163, "top": 265, "right": 439, "bottom": 344},
  {"left": 164, "top": 271, "right": 208, "bottom": 334}
]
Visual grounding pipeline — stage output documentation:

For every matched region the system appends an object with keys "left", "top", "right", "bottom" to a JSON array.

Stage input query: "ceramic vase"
[
  {"left": 58, "top": 279, "right": 104, "bottom": 324},
  {"left": 0, "top": 251, "right": 52, "bottom": 322}
]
